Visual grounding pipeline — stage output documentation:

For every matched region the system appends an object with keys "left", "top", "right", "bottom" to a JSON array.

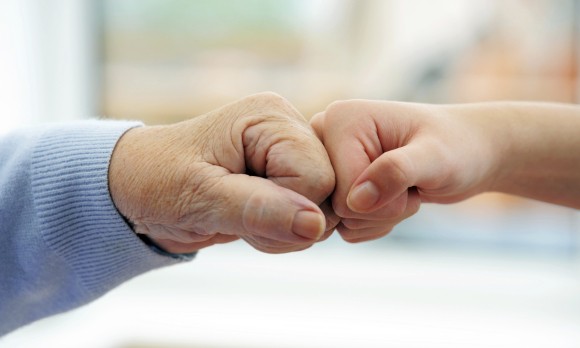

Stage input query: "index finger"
[
  {"left": 310, "top": 105, "right": 384, "bottom": 219},
  {"left": 240, "top": 93, "right": 336, "bottom": 205}
]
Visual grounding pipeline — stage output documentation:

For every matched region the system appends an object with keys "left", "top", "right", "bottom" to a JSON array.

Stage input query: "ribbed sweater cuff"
[{"left": 30, "top": 120, "right": 186, "bottom": 298}]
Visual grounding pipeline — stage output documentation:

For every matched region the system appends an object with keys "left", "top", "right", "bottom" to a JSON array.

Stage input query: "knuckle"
[
  {"left": 351, "top": 227, "right": 393, "bottom": 243},
  {"left": 325, "top": 100, "right": 351, "bottom": 116},
  {"left": 325, "top": 212, "right": 341, "bottom": 231},
  {"left": 373, "top": 227, "right": 394, "bottom": 240},
  {"left": 336, "top": 224, "right": 357, "bottom": 242},
  {"left": 318, "top": 229, "right": 335, "bottom": 242},
  {"left": 332, "top": 199, "right": 352, "bottom": 219},
  {"left": 251, "top": 91, "right": 292, "bottom": 111},
  {"left": 254, "top": 91, "right": 285, "bottom": 102},
  {"left": 242, "top": 191, "right": 272, "bottom": 233},
  {"left": 320, "top": 200, "right": 341, "bottom": 231},
  {"left": 248, "top": 92, "right": 306, "bottom": 124},
  {"left": 317, "top": 171, "right": 336, "bottom": 199},
  {"left": 382, "top": 225, "right": 394, "bottom": 235},
  {"left": 408, "top": 196, "right": 421, "bottom": 216},
  {"left": 383, "top": 197, "right": 408, "bottom": 219},
  {"left": 341, "top": 218, "right": 363, "bottom": 230},
  {"left": 325, "top": 100, "right": 343, "bottom": 114},
  {"left": 386, "top": 156, "right": 412, "bottom": 189},
  {"left": 325, "top": 100, "right": 365, "bottom": 121}
]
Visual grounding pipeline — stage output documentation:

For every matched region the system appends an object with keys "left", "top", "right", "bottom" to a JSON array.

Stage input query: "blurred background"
[{"left": 1, "top": 0, "right": 580, "bottom": 347}]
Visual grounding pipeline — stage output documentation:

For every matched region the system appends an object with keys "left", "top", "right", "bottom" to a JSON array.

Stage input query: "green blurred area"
[{"left": 105, "top": 0, "right": 304, "bottom": 63}]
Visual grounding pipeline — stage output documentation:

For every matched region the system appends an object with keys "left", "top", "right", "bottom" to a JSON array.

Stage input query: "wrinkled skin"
[{"left": 109, "top": 92, "right": 338, "bottom": 254}]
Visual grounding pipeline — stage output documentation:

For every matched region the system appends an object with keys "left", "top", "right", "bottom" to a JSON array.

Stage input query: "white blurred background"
[{"left": 1, "top": 0, "right": 580, "bottom": 347}]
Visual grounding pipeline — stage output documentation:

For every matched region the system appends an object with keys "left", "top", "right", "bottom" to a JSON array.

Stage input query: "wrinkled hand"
[
  {"left": 311, "top": 100, "right": 498, "bottom": 243},
  {"left": 109, "top": 92, "right": 337, "bottom": 254}
]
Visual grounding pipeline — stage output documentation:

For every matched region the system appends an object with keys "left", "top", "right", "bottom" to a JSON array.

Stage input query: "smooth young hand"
[{"left": 311, "top": 100, "right": 580, "bottom": 243}]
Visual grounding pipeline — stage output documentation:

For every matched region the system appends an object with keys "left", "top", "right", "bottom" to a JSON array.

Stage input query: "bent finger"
[{"left": 337, "top": 224, "right": 395, "bottom": 243}]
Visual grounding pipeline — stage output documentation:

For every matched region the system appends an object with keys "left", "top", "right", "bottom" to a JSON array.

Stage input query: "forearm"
[
  {"left": 449, "top": 102, "right": 580, "bottom": 208},
  {"left": 0, "top": 121, "right": 182, "bottom": 336}
]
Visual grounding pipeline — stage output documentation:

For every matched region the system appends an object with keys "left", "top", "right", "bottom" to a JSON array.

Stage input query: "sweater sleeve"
[{"left": 0, "top": 120, "right": 188, "bottom": 336}]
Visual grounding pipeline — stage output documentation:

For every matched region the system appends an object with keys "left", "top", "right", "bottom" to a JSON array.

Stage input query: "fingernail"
[
  {"left": 292, "top": 210, "right": 325, "bottom": 240},
  {"left": 348, "top": 181, "right": 380, "bottom": 212}
]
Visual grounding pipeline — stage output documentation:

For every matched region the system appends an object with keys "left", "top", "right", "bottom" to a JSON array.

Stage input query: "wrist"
[
  {"left": 137, "top": 234, "right": 198, "bottom": 260},
  {"left": 468, "top": 102, "right": 580, "bottom": 207},
  {"left": 442, "top": 103, "right": 513, "bottom": 195},
  {"left": 108, "top": 126, "right": 147, "bottom": 226}
]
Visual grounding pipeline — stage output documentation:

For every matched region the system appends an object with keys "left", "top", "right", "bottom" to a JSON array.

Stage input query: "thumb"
[
  {"left": 347, "top": 141, "right": 441, "bottom": 213},
  {"left": 206, "top": 173, "right": 326, "bottom": 252}
]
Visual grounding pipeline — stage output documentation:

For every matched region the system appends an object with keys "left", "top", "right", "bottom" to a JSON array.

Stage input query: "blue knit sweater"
[{"left": 0, "top": 120, "right": 185, "bottom": 336}]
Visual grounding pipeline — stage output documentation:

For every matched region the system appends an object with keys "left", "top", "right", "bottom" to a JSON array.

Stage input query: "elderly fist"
[{"left": 109, "top": 92, "right": 337, "bottom": 254}]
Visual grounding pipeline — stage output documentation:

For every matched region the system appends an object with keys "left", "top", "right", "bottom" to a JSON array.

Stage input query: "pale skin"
[
  {"left": 109, "top": 94, "right": 580, "bottom": 252},
  {"left": 311, "top": 100, "right": 580, "bottom": 243},
  {"left": 108, "top": 92, "right": 338, "bottom": 254}
]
